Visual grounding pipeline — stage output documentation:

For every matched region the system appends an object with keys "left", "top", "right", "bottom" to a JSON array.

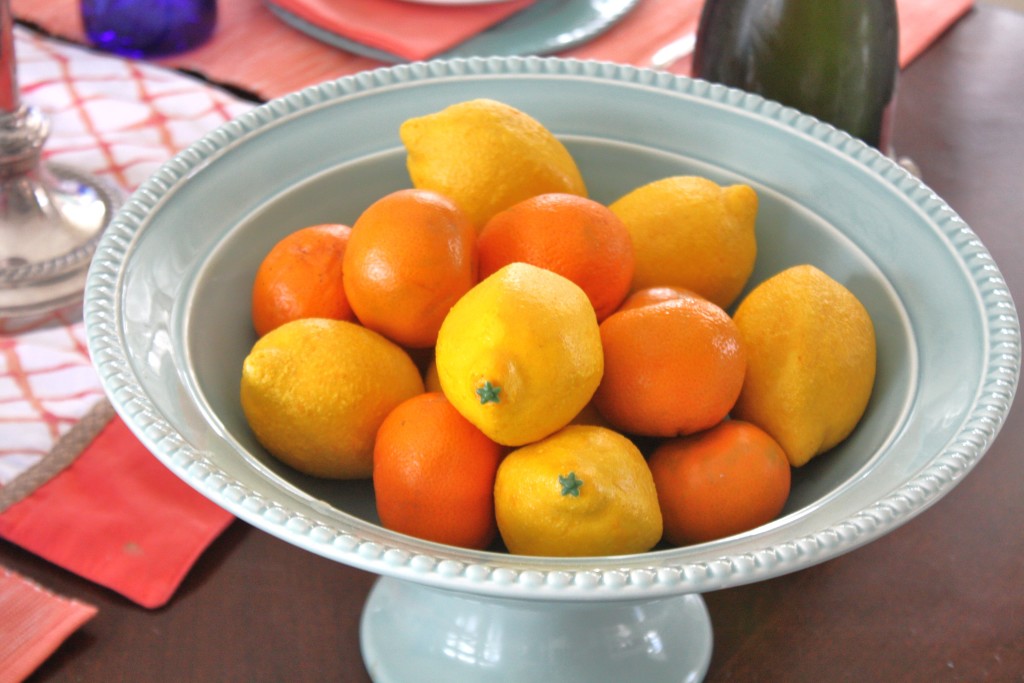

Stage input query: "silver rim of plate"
[{"left": 83, "top": 57, "right": 1021, "bottom": 600}]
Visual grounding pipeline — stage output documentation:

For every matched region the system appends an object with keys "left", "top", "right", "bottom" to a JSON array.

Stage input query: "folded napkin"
[
  {"left": 0, "top": 28, "right": 250, "bottom": 608},
  {"left": 268, "top": 0, "right": 536, "bottom": 61},
  {"left": 0, "top": 399, "right": 233, "bottom": 609},
  {"left": 895, "top": 0, "right": 975, "bottom": 66},
  {"left": 0, "top": 566, "right": 97, "bottom": 683}
]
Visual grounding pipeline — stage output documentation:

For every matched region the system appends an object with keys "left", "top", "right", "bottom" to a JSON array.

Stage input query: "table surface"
[{"left": 4, "top": 4, "right": 1024, "bottom": 682}]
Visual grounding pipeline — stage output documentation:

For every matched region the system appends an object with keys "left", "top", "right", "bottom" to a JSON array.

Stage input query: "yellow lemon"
[
  {"left": 493, "top": 425, "right": 663, "bottom": 557},
  {"left": 609, "top": 175, "right": 758, "bottom": 309},
  {"left": 400, "top": 98, "right": 587, "bottom": 229},
  {"left": 423, "top": 355, "right": 442, "bottom": 393},
  {"left": 240, "top": 318, "right": 424, "bottom": 479},
  {"left": 435, "top": 262, "right": 603, "bottom": 447},
  {"left": 731, "top": 264, "right": 877, "bottom": 467}
]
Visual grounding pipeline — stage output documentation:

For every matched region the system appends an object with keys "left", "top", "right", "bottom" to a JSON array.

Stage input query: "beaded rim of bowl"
[{"left": 84, "top": 57, "right": 1020, "bottom": 600}]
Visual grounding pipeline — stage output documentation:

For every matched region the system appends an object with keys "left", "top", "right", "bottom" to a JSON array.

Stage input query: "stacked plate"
[{"left": 264, "top": 0, "right": 639, "bottom": 63}]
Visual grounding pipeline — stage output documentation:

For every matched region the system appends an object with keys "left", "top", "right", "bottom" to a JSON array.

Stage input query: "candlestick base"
[{"left": 0, "top": 160, "right": 123, "bottom": 318}]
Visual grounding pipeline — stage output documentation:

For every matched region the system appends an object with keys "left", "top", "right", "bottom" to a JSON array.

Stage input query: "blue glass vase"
[{"left": 81, "top": 0, "right": 217, "bottom": 58}]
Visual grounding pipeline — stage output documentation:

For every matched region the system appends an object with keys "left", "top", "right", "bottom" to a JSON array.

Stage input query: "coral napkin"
[
  {"left": 0, "top": 399, "right": 233, "bottom": 610},
  {"left": 267, "top": 0, "right": 536, "bottom": 61},
  {"left": 0, "top": 566, "right": 97, "bottom": 683},
  {"left": 0, "top": 28, "right": 249, "bottom": 608}
]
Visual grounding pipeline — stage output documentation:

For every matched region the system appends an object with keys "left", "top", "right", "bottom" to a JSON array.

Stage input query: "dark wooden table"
[{"left": 5, "top": 4, "right": 1023, "bottom": 681}]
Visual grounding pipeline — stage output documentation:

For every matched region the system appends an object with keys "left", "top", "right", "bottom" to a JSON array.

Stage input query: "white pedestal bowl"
[{"left": 84, "top": 58, "right": 1019, "bottom": 682}]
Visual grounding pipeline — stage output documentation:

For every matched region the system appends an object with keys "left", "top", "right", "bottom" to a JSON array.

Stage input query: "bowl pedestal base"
[{"left": 360, "top": 576, "right": 713, "bottom": 682}]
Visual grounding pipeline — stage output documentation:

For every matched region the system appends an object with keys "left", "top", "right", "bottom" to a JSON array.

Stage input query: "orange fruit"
[
  {"left": 568, "top": 401, "right": 611, "bottom": 428},
  {"left": 343, "top": 189, "right": 477, "bottom": 348},
  {"left": 593, "top": 295, "right": 746, "bottom": 437},
  {"left": 373, "top": 392, "right": 505, "bottom": 550},
  {"left": 251, "top": 224, "right": 354, "bottom": 337},
  {"left": 477, "top": 193, "right": 634, "bottom": 320},
  {"left": 617, "top": 285, "right": 701, "bottom": 312},
  {"left": 648, "top": 420, "right": 791, "bottom": 545}
]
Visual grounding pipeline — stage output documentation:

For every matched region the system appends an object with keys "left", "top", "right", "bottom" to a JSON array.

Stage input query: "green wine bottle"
[{"left": 692, "top": 0, "right": 899, "bottom": 149}]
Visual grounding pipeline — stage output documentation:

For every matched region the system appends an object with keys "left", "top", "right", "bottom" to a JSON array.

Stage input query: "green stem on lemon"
[
  {"left": 559, "top": 472, "right": 583, "bottom": 497},
  {"left": 476, "top": 380, "right": 501, "bottom": 404}
]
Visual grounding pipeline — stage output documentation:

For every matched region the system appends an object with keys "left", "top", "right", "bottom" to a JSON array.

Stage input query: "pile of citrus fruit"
[{"left": 240, "top": 98, "right": 877, "bottom": 556}]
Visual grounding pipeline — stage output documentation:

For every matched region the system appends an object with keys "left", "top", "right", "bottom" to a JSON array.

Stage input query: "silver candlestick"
[{"left": 0, "top": 0, "right": 123, "bottom": 318}]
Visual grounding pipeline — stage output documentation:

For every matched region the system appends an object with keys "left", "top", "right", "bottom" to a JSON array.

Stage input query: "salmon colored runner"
[
  {"left": 0, "top": 567, "right": 97, "bottom": 683},
  {"left": 13, "top": 0, "right": 974, "bottom": 101}
]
